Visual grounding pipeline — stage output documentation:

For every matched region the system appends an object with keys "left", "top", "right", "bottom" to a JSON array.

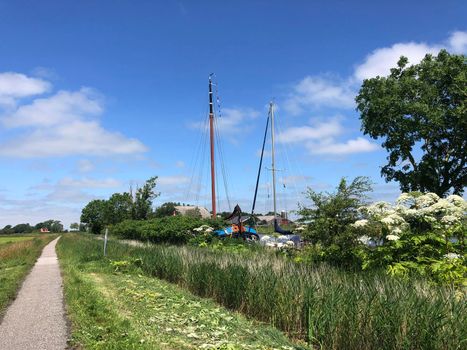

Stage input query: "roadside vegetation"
[
  {"left": 60, "top": 234, "right": 465, "bottom": 349},
  {"left": 0, "top": 234, "right": 57, "bottom": 315},
  {"left": 57, "top": 234, "right": 306, "bottom": 350},
  {"left": 73, "top": 51, "right": 466, "bottom": 349}
]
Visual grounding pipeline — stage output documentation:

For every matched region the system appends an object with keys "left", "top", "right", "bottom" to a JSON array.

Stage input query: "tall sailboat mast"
[
  {"left": 209, "top": 75, "right": 217, "bottom": 218},
  {"left": 270, "top": 102, "right": 277, "bottom": 222}
]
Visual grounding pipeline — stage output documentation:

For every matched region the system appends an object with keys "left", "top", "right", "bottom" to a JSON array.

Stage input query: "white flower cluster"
[
  {"left": 353, "top": 192, "right": 466, "bottom": 243},
  {"left": 443, "top": 252, "right": 461, "bottom": 260},
  {"left": 351, "top": 219, "right": 368, "bottom": 228},
  {"left": 193, "top": 225, "right": 214, "bottom": 233},
  {"left": 260, "top": 235, "right": 295, "bottom": 249}
]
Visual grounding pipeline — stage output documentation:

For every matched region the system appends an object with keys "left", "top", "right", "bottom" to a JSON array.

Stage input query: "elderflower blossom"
[
  {"left": 358, "top": 235, "right": 371, "bottom": 245},
  {"left": 443, "top": 253, "right": 461, "bottom": 259},
  {"left": 351, "top": 219, "right": 368, "bottom": 228},
  {"left": 386, "top": 234, "right": 400, "bottom": 241},
  {"left": 446, "top": 194, "right": 465, "bottom": 207},
  {"left": 416, "top": 193, "right": 440, "bottom": 208},
  {"left": 396, "top": 193, "right": 414, "bottom": 206},
  {"left": 381, "top": 213, "right": 405, "bottom": 226},
  {"left": 441, "top": 215, "right": 459, "bottom": 225},
  {"left": 193, "top": 225, "right": 213, "bottom": 233}
]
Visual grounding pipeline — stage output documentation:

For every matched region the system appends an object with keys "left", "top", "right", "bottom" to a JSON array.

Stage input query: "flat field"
[{"left": 0, "top": 235, "right": 36, "bottom": 245}]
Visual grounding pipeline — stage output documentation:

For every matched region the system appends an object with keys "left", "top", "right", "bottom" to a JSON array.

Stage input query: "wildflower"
[
  {"left": 416, "top": 193, "right": 440, "bottom": 207},
  {"left": 446, "top": 194, "right": 465, "bottom": 207},
  {"left": 443, "top": 253, "right": 461, "bottom": 259},
  {"left": 441, "top": 215, "right": 459, "bottom": 225},
  {"left": 358, "top": 235, "right": 371, "bottom": 245},
  {"left": 381, "top": 214, "right": 405, "bottom": 226},
  {"left": 351, "top": 219, "right": 368, "bottom": 228},
  {"left": 386, "top": 234, "right": 400, "bottom": 241}
]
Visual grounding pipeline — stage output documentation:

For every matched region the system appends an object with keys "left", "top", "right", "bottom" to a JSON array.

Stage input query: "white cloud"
[
  {"left": 284, "top": 31, "right": 467, "bottom": 116},
  {"left": 158, "top": 175, "right": 190, "bottom": 186},
  {"left": 191, "top": 107, "right": 260, "bottom": 140},
  {"left": 57, "top": 177, "right": 121, "bottom": 189},
  {"left": 0, "top": 76, "right": 147, "bottom": 158},
  {"left": 354, "top": 31, "right": 467, "bottom": 81},
  {"left": 354, "top": 42, "right": 440, "bottom": 81},
  {"left": 77, "top": 159, "right": 95, "bottom": 172},
  {"left": 448, "top": 31, "right": 467, "bottom": 53},
  {"left": 278, "top": 117, "right": 378, "bottom": 156},
  {"left": 175, "top": 160, "right": 185, "bottom": 168},
  {"left": 0, "top": 72, "right": 51, "bottom": 99},
  {"left": 0, "top": 120, "right": 146, "bottom": 157},
  {"left": 3, "top": 88, "right": 102, "bottom": 128},
  {"left": 277, "top": 118, "right": 343, "bottom": 143},
  {"left": 307, "top": 137, "right": 379, "bottom": 155},
  {"left": 284, "top": 76, "right": 355, "bottom": 113}
]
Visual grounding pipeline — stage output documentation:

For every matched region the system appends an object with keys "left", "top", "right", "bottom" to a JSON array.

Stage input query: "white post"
[{"left": 104, "top": 228, "right": 108, "bottom": 256}]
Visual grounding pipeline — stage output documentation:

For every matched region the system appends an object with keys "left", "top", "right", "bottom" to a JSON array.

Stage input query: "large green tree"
[
  {"left": 80, "top": 199, "right": 107, "bottom": 234},
  {"left": 104, "top": 192, "right": 133, "bottom": 224},
  {"left": 356, "top": 50, "right": 466, "bottom": 196},
  {"left": 132, "top": 176, "right": 159, "bottom": 220}
]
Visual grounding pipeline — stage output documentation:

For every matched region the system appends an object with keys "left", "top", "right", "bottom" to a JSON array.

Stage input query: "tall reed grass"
[{"left": 63, "top": 234, "right": 466, "bottom": 350}]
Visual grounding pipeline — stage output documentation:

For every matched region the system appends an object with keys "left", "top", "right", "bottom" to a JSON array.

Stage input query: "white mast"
[{"left": 270, "top": 102, "right": 277, "bottom": 222}]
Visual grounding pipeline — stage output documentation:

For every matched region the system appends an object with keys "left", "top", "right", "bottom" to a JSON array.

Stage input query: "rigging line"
[
  {"left": 196, "top": 114, "right": 209, "bottom": 204},
  {"left": 275, "top": 110, "right": 302, "bottom": 207},
  {"left": 185, "top": 102, "right": 209, "bottom": 202},
  {"left": 212, "top": 86, "right": 232, "bottom": 211},
  {"left": 214, "top": 114, "right": 232, "bottom": 211}
]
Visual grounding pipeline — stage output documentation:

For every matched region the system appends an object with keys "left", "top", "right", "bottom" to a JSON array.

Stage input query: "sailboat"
[
  {"left": 251, "top": 102, "right": 296, "bottom": 238},
  {"left": 204, "top": 75, "right": 296, "bottom": 242}
]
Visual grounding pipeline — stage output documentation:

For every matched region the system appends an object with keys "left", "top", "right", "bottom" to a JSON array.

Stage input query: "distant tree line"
[
  {"left": 0, "top": 219, "right": 64, "bottom": 234},
  {"left": 81, "top": 176, "right": 161, "bottom": 234}
]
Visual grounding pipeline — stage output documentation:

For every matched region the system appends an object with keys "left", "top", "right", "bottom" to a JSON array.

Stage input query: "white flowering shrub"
[{"left": 353, "top": 192, "right": 466, "bottom": 285}]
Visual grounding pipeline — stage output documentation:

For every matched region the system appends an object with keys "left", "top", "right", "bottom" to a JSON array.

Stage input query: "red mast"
[{"left": 209, "top": 75, "right": 217, "bottom": 218}]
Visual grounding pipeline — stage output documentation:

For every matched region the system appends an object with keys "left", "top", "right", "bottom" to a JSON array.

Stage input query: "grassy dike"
[
  {"left": 57, "top": 234, "right": 307, "bottom": 350},
  {"left": 0, "top": 234, "right": 57, "bottom": 315}
]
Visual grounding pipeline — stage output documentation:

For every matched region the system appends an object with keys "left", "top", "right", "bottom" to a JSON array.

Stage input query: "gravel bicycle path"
[{"left": 0, "top": 237, "right": 68, "bottom": 350}]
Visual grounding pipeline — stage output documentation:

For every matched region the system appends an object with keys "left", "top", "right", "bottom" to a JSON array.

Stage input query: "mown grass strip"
[
  {"left": 0, "top": 234, "right": 57, "bottom": 315},
  {"left": 58, "top": 234, "right": 307, "bottom": 350},
  {"left": 58, "top": 234, "right": 466, "bottom": 349}
]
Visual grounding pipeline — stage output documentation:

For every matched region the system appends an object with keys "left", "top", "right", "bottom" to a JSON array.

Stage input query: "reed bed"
[{"left": 68, "top": 234, "right": 466, "bottom": 350}]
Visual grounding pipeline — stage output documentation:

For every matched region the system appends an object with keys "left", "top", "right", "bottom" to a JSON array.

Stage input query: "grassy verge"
[
  {"left": 0, "top": 234, "right": 57, "bottom": 315},
  {"left": 61, "top": 234, "right": 466, "bottom": 349},
  {"left": 57, "top": 234, "right": 307, "bottom": 350}
]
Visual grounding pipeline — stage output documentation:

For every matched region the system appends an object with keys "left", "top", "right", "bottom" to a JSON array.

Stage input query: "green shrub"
[{"left": 110, "top": 216, "right": 226, "bottom": 244}]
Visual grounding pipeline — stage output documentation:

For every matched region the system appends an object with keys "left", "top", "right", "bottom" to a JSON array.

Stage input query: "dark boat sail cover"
[{"left": 274, "top": 219, "right": 293, "bottom": 235}]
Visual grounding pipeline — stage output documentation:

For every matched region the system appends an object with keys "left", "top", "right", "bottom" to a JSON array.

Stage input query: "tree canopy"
[
  {"left": 80, "top": 176, "right": 159, "bottom": 234},
  {"left": 356, "top": 50, "right": 466, "bottom": 196}
]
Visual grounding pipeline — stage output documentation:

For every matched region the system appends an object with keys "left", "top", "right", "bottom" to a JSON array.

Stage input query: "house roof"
[{"left": 174, "top": 205, "right": 211, "bottom": 219}]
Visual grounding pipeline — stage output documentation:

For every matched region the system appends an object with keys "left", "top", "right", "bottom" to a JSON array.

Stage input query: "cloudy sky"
[{"left": 0, "top": 0, "right": 466, "bottom": 228}]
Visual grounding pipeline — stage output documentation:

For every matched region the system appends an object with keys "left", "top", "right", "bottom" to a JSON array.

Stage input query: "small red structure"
[{"left": 40, "top": 227, "right": 49, "bottom": 233}]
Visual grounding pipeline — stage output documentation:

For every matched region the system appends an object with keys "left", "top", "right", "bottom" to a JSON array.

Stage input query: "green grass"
[
  {"left": 57, "top": 234, "right": 308, "bottom": 350},
  {"left": 59, "top": 234, "right": 466, "bottom": 350},
  {"left": 0, "top": 235, "right": 37, "bottom": 245},
  {"left": 0, "top": 234, "right": 57, "bottom": 315}
]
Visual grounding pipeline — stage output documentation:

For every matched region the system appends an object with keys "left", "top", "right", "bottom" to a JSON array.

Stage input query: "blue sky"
[{"left": 0, "top": 0, "right": 466, "bottom": 228}]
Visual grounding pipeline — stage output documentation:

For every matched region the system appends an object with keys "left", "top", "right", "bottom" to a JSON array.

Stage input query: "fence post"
[{"left": 104, "top": 227, "right": 108, "bottom": 256}]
